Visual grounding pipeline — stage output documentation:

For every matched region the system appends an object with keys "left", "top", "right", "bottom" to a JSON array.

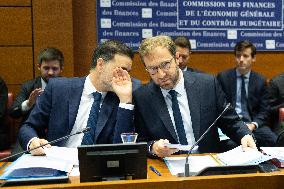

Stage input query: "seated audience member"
[
  {"left": 134, "top": 35, "right": 256, "bottom": 158},
  {"left": 174, "top": 36, "right": 202, "bottom": 72},
  {"left": 0, "top": 76, "right": 9, "bottom": 150},
  {"left": 217, "top": 40, "right": 277, "bottom": 149},
  {"left": 267, "top": 73, "right": 284, "bottom": 132},
  {"left": 9, "top": 47, "right": 64, "bottom": 122},
  {"left": 8, "top": 48, "right": 64, "bottom": 159},
  {"left": 19, "top": 40, "right": 135, "bottom": 155}
]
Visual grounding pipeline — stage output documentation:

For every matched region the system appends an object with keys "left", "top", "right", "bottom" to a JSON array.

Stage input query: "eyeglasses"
[{"left": 145, "top": 57, "right": 174, "bottom": 75}]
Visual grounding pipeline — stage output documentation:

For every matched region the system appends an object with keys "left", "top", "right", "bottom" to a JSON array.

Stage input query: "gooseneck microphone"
[
  {"left": 0, "top": 127, "right": 91, "bottom": 162},
  {"left": 184, "top": 103, "right": 231, "bottom": 177}
]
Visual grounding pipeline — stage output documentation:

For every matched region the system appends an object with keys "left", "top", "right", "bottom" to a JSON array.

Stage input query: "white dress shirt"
[{"left": 160, "top": 70, "right": 196, "bottom": 146}]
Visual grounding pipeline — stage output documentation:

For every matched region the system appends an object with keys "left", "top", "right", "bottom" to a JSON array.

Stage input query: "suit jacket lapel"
[
  {"left": 95, "top": 92, "right": 117, "bottom": 141},
  {"left": 247, "top": 72, "right": 255, "bottom": 112},
  {"left": 35, "top": 76, "right": 42, "bottom": 88},
  {"left": 151, "top": 83, "right": 178, "bottom": 142},
  {"left": 230, "top": 70, "right": 237, "bottom": 106},
  {"left": 68, "top": 77, "right": 85, "bottom": 131},
  {"left": 183, "top": 73, "right": 200, "bottom": 140}
]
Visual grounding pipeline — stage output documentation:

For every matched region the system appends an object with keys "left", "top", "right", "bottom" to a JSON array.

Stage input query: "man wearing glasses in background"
[{"left": 133, "top": 35, "right": 256, "bottom": 158}]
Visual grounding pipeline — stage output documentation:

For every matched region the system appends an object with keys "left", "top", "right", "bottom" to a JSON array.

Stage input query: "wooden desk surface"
[{"left": 1, "top": 158, "right": 284, "bottom": 189}]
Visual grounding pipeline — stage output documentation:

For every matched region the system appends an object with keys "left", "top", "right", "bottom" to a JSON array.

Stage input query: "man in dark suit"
[
  {"left": 9, "top": 47, "right": 64, "bottom": 123},
  {"left": 174, "top": 36, "right": 202, "bottom": 73},
  {"left": 217, "top": 40, "right": 277, "bottom": 148},
  {"left": 19, "top": 40, "right": 135, "bottom": 155},
  {"left": 267, "top": 73, "right": 284, "bottom": 131},
  {"left": 134, "top": 36, "right": 256, "bottom": 158},
  {"left": 0, "top": 77, "right": 9, "bottom": 150}
]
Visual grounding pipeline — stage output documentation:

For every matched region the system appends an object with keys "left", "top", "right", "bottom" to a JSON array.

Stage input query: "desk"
[{"left": 1, "top": 159, "right": 284, "bottom": 189}]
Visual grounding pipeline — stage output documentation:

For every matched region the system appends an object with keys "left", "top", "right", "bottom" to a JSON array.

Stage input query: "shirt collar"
[
  {"left": 41, "top": 78, "right": 47, "bottom": 90},
  {"left": 236, "top": 69, "right": 251, "bottom": 79},
  {"left": 84, "top": 74, "right": 107, "bottom": 99},
  {"left": 161, "top": 69, "right": 185, "bottom": 98}
]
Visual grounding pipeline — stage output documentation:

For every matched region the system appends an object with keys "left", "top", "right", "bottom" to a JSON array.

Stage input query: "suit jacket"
[
  {"left": 134, "top": 72, "right": 251, "bottom": 153},
  {"left": 19, "top": 77, "right": 134, "bottom": 149},
  {"left": 217, "top": 69, "right": 270, "bottom": 127},
  {"left": 267, "top": 73, "right": 284, "bottom": 129},
  {"left": 0, "top": 76, "right": 9, "bottom": 150},
  {"left": 131, "top": 77, "right": 142, "bottom": 91},
  {"left": 186, "top": 67, "right": 203, "bottom": 73},
  {"left": 9, "top": 76, "right": 42, "bottom": 122}
]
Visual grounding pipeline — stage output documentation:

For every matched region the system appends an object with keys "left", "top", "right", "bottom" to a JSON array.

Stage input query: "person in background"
[
  {"left": 174, "top": 36, "right": 202, "bottom": 73},
  {"left": 19, "top": 40, "right": 135, "bottom": 155},
  {"left": 0, "top": 76, "right": 9, "bottom": 150},
  {"left": 267, "top": 73, "right": 284, "bottom": 134},
  {"left": 134, "top": 35, "right": 256, "bottom": 158},
  {"left": 217, "top": 40, "right": 277, "bottom": 150},
  {"left": 9, "top": 47, "right": 64, "bottom": 123}
]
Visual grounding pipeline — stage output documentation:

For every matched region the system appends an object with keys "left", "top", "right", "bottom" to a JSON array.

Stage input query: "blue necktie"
[
  {"left": 169, "top": 90, "right": 188, "bottom": 145},
  {"left": 240, "top": 76, "right": 251, "bottom": 122},
  {"left": 81, "top": 92, "right": 102, "bottom": 145}
]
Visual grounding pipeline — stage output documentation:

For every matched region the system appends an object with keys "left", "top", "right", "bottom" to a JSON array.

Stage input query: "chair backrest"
[
  {"left": 5, "top": 92, "right": 14, "bottom": 144},
  {"left": 7, "top": 92, "right": 13, "bottom": 109},
  {"left": 5, "top": 92, "right": 14, "bottom": 124},
  {"left": 279, "top": 108, "right": 284, "bottom": 123},
  {"left": 0, "top": 92, "right": 13, "bottom": 153},
  {"left": 276, "top": 108, "right": 284, "bottom": 146}
]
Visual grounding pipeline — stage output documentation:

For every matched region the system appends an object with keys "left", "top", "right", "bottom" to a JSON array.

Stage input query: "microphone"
[
  {"left": 183, "top": 103, "right": 231, "bottom": 177},
  {"left": 0, "top": 127, "right": 91, "bottom": 162}
]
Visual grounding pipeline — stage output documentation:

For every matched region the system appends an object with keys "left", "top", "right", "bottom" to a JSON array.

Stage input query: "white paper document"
[
  {"left": 216, "top": 146, "right": 272, "bottom": 166},
  {"left": 164, "top": 155, "right": 219, "bottom": 175},
  {"left": 260, "top": 147, "right": 284, "bottom": 160},
  {"left": 44, "top": 146, "right": 79, "bottom": 165},
  {"left": 5, "top": 154, "right": 73, "bottom": 173}
]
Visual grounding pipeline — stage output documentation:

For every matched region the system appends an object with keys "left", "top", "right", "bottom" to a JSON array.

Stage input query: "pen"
[{"left": 149, "top": 165, "right": 162, "bottom": 176}]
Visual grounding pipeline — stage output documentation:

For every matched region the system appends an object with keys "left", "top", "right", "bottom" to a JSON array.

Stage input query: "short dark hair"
[
  {"left": 91, "top": 40, "right": 133, "bottom": 68},
  {"left": 234, "top": 40, "right": 256, "bottom": 58},
  {"left": 38, "top": 47, "right": 64, "bottom": 68},
  {"left": 174, "top": 36, "right": 191, "bottom": 51}
]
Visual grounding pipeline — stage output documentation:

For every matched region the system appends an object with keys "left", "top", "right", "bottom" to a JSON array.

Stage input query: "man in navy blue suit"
[
  {"left": 134, "top": 36, "right": 256, "bottom": 158},
  {"left": 174, "top": 36, "right": 202, "bottom": 73},
  {"left": 19, "top": 40, "right": 135, "bottom": 155},
  {"left": 217, "top": 40, "right": 277, "bottom": 149}
]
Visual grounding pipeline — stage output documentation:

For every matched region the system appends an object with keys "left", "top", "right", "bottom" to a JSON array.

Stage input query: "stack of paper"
[
  {"left": 164, "top": 155, "right": 219, "bottom": 175},
  {"left": 0, "top": 146, "right": 77, "bottom": 180},
  {"left": 216, "top": 146, "right": 272, "bottom": 165},
  {"left": 260, "top": 147, "right": 284, "bottom": 167},
  {"left": 164, "top": 146, "right": 274, "bottom": 176}
]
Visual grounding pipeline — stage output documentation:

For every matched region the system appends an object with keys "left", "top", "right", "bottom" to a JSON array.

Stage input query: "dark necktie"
[
  {"left": 81, "top": 92, "right": 102, "bottom": 145},
  {"left": 240, "top": 75, "right": 251, "bottom": 122},
  {"left": 168, "top": 90, "right": 188, "bottom": 145}
]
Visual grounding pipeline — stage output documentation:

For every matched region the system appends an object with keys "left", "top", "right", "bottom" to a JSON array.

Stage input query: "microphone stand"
[
  {"left": 184, "top": 103, "right": 231, "bottom": 177},
  {"left": 0, "top": 127, "right": 91, "bottom": 162}
]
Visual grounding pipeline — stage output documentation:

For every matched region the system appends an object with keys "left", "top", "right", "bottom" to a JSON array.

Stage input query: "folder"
[{"left": 0, "top": 153, "right": 73, "bottom": 186}]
